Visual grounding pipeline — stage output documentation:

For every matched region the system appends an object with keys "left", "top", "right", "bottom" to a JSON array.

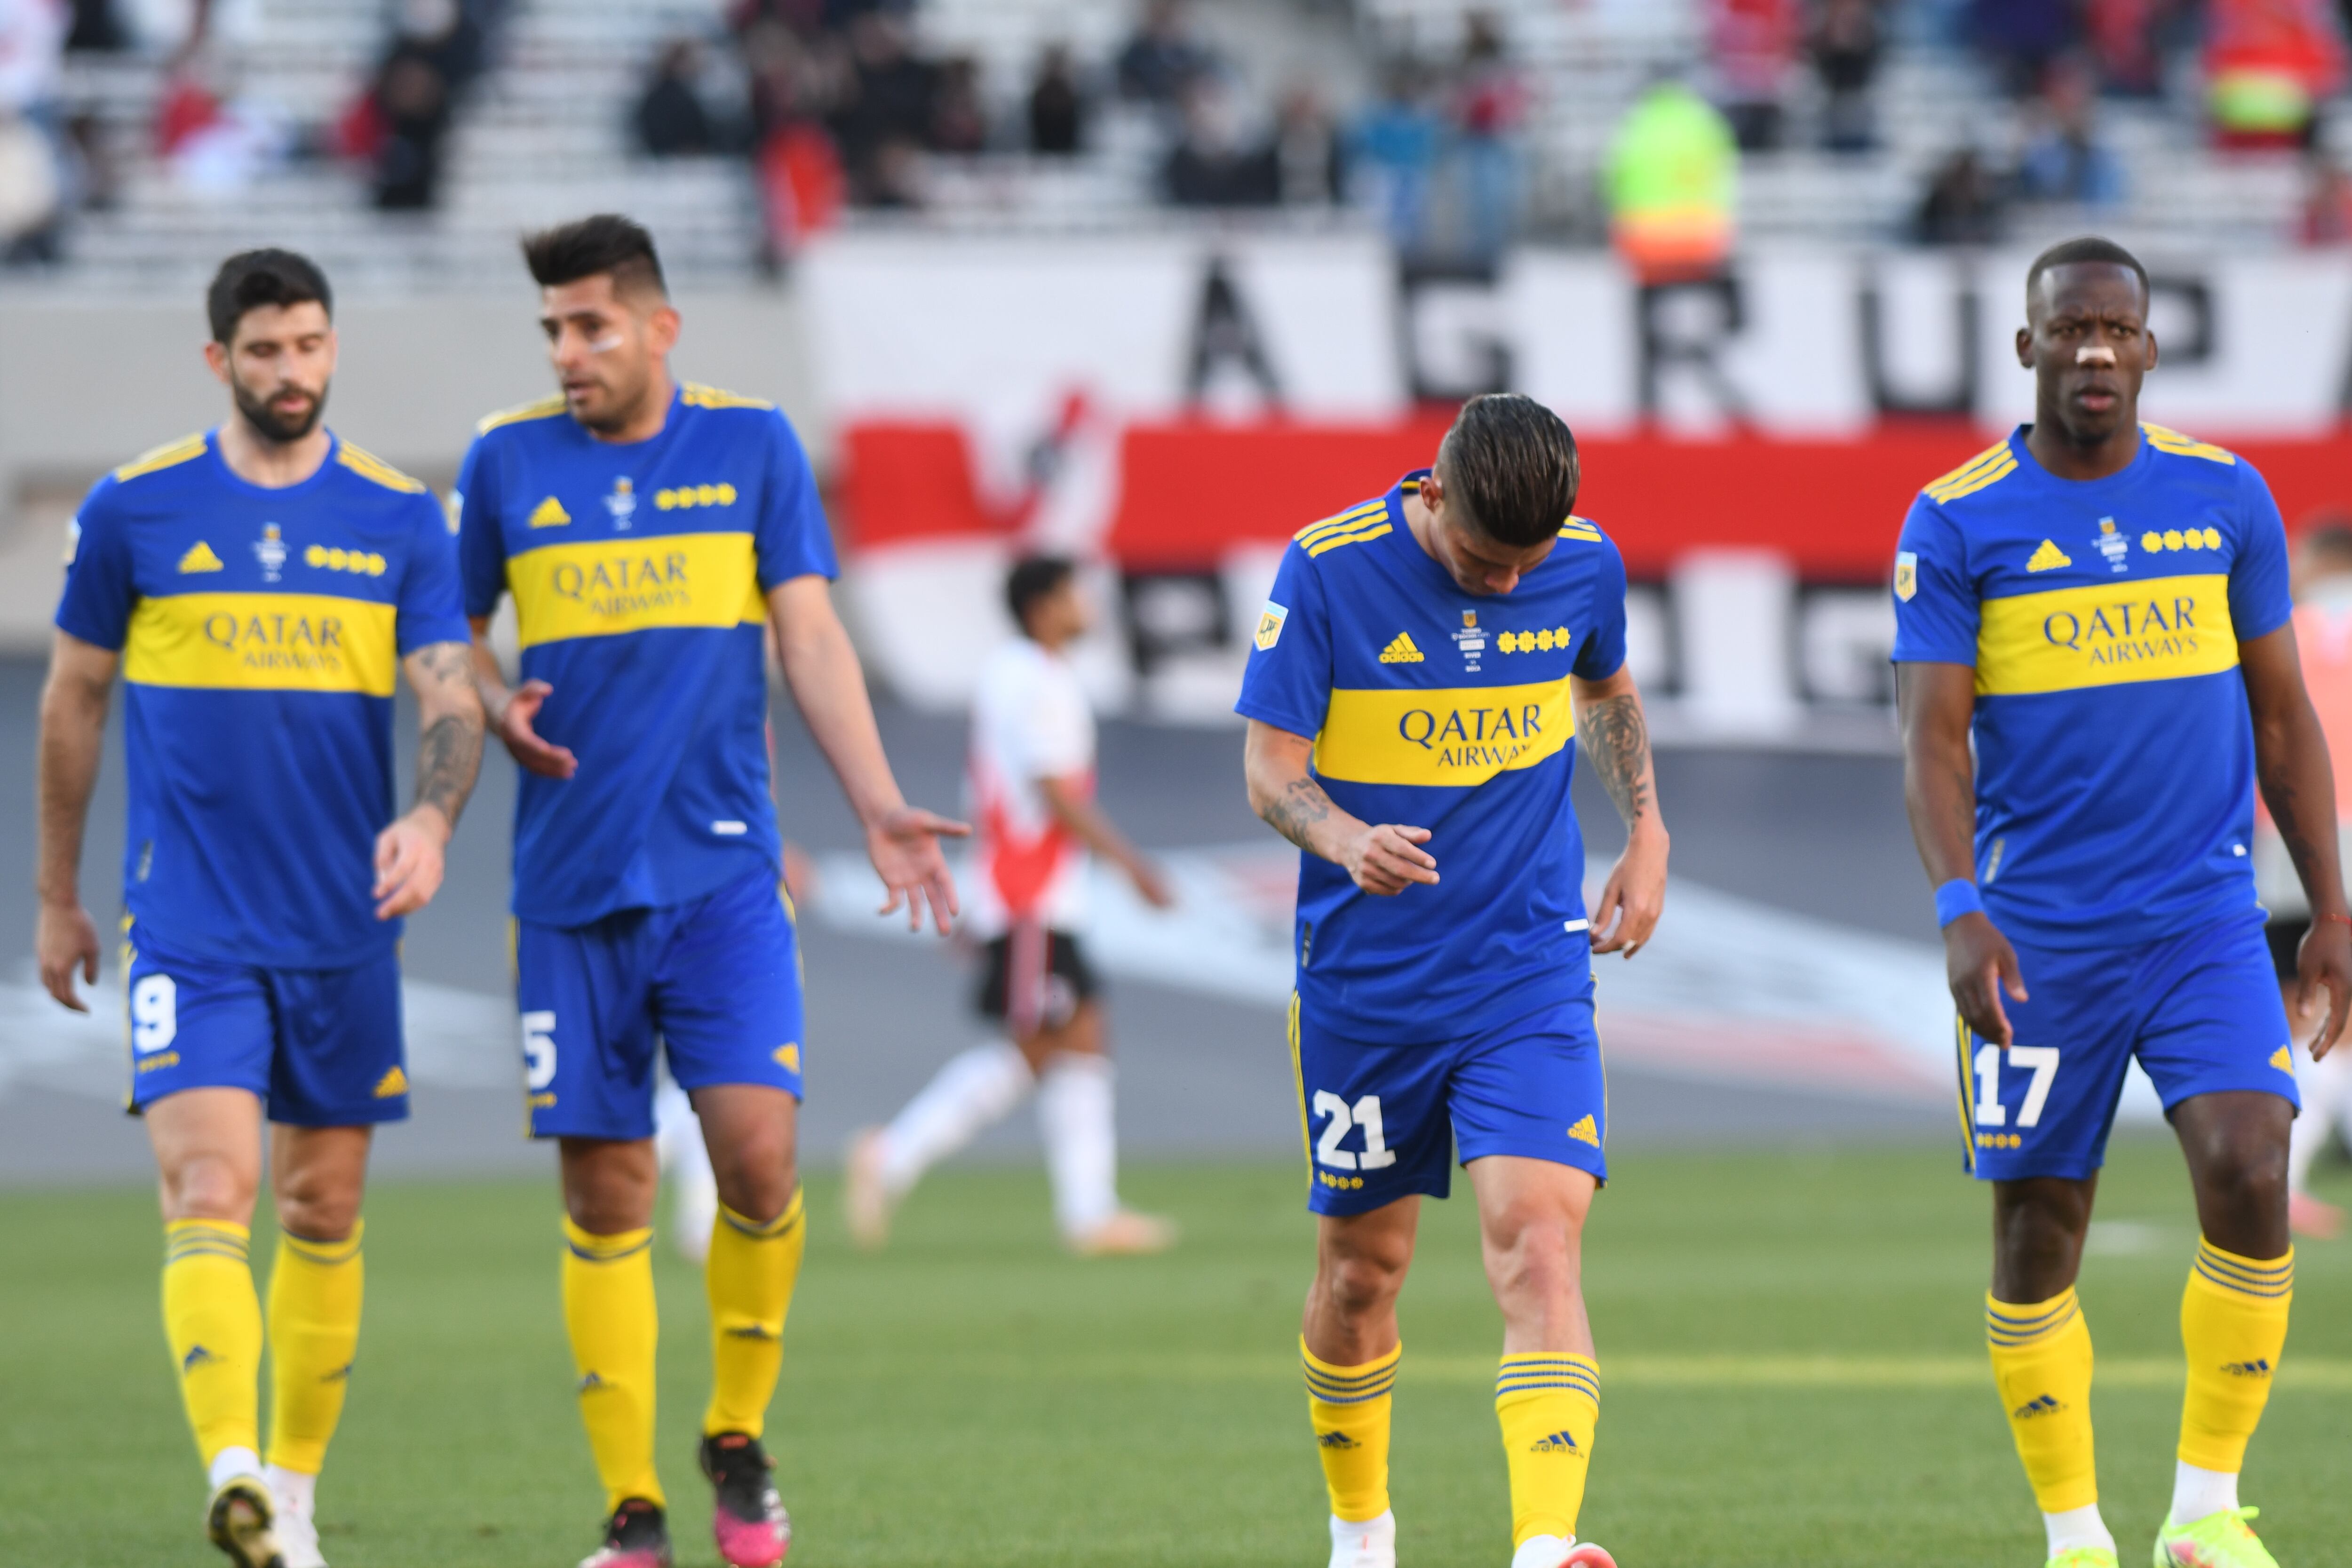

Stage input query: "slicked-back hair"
[
  {"left": 207, "top": 249, "right": 332, "bottom": 344},
  {"left": 522, "top": 214, "right": 667, "bottom": 299},
  {"left": 1435, "top": 393, "right": 1581, "bottom": 549},
  {"left": 2026, "top": 235, "right": 2148, "bottom": 311},
  {"left": 1007, "top": 554, "right": 1077, "bottom": 630}
]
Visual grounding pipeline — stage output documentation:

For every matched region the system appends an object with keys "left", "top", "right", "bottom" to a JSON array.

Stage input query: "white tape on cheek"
[{"left": 587, "top": 332, "right": 624, "bottom": 354}]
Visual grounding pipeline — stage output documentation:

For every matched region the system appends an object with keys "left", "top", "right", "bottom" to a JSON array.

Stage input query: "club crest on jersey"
[
  {"left": 604, "top": 477, "right": 638, "bottom": 531},
  {"left": 253, "top": 524, "right": 287, "bottom": 581},
  {"left": 2090, "top": 517, "right": 2129, "bottom": 573},
  {"left": 1893, "top": 550, "right": 1917, "bottom": 602},
  {"left": 1254, "top": 600, "right": 1287, "bottom": 651},
  {"left": 1453, "top": 610, "right": 1487, "bottom": 670}
]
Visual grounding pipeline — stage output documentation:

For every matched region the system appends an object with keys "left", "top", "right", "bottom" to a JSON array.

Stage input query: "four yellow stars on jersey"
[{"left": 1496, "top": 626, "right": 1572, "bottom": 654}]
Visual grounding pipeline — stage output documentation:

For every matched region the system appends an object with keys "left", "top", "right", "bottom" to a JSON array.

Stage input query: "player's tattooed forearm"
[
  {"left": 414, "top": 710, "right": 483, "bottom": 828},
  {"left": 412, "top": 639, "right": 475, "bottom": 686},
  {"left": 1262, "top": 774, "right": 1334, "bottom": 853},
  {"left": 1578, "top": 693, "right": 1653, "bottom": 827}
]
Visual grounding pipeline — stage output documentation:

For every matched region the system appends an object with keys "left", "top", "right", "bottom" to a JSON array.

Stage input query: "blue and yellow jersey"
[
  {"left": 1234, "top": 470, "right": 1629, "bottom": 1039},
  {"left": 54, "top": 429, "right": 469, "bottom": 968},
  {"left": 456, "top": 383, "right": 836, "bottom": 927},
  {"left": 1891, "top": 423, "right": 2294, "bottom": 948}
]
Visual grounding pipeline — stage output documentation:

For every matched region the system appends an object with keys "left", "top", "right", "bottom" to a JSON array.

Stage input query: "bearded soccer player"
[
  {"left": 1895, "top": 236, "right": 2352, "bottom": 1568},
  {"left": 457, "top": 215, "right": 964, "bottom": 1568},
  {"left": 1237, "top": 393, "right": 1668, "bottom": 1568},
  {"left": 35, "top": 250, "right": 483, "bottom": 1568}
]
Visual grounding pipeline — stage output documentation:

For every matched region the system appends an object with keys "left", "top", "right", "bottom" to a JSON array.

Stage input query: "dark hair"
[
  {"left": 207, "top": 249, "right": 332, "bottom": 344},
  {"left": 521, "top": 214, "right": 667, "bottom": 297},
  {"left": 1006, "top": 555, "right": 1077, "bottom": 630},
  {"left": 2300, "top": 512, "right": 2352, "bottom": 565},
  {"left": 1435, "top": 393, "right": 1581, "bottom": 549},
  {"left": 2026, "top": 235, "right": 2148, "bottom": 309}
]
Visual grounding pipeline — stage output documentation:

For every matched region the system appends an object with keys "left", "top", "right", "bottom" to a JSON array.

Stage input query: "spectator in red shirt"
[{"left": 1708, "top": 0, "right": 1799, "bottom": 150}]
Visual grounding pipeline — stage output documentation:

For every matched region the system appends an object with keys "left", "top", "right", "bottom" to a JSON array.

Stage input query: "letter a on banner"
[{"left": 1185, "top": 256, "right": 1286, "bottom": 410}]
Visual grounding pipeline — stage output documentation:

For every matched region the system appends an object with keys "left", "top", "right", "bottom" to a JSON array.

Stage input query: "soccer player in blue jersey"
[
  {"left": 34, "top": 250, "right": 484, "bottom": 1568},
  {"left": 457, "top": 215, "right": 965, "bottom": 1568},
  {"left": 1236, "top": 394, "right": 1668, "bottom": 1568},
  {"left": 1895, "top": 237, "right": 2352, "bottom": 1568}
]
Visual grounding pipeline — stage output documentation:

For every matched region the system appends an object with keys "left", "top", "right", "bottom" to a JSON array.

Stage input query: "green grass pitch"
[{"left": 6, "top": 1138, "right": 2350, "bottom": 1567}]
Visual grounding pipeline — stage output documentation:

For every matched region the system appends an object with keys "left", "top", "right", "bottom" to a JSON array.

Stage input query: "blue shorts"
[
  {"left": 122, "top": 922, "right": 408, "bottom": 1127},
  {"left": 1958, "top": 912, "right": 2299, "bottom": 1181},
  {"left": 1289, "top": 993, "right": 1606, "bottom": 1216},
  {"left": 516, "top": 866, "right": 805, "bottom": 1141}
]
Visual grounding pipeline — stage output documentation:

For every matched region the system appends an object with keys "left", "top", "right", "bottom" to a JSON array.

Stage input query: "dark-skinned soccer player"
[{"left": 1894, "top": 236, "right": 2352, "bottom": 1568}]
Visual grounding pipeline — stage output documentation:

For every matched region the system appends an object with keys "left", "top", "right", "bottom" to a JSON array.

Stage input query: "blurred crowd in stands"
[{"left": 7, "top": 0, "right": 2352, "bottom": 270}]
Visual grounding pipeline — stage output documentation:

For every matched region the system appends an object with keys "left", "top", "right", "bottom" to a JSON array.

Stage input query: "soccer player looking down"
[
  {"left": 35, "top": 249, "right": 484, "bottom": 1568},
  {"left": 456, "top": 215, "right": 965, "bottom": 1568},
  {"left": 845, "top": 555, "right": 1178, "bottom": 1255},
  {"left": 1894, "top": 236, "right": 2352, "bottom": 1568},
  {"left": 1236, "top": 393, "right": 1668, "bottom": 1568}
]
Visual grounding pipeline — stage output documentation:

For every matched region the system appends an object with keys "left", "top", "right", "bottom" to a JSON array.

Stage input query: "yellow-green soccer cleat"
[
  {"left": 2047, "top": 1550, "right": 2117, "bottom": 1568},
  {"left": 2153, "top": 1507, "right": 2279, "bottom": 1568},
  {"left": 206, "top": 1474, "right": 285, "bottom": 1568}
]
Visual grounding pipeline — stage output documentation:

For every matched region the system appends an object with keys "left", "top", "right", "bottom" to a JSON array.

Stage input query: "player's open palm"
[
  {"left": 495, "top": 678, "right": 578, "bottom": 779},
  {"left": 2296, "top": 918, "right": 2352, "bottom": 1059},
  {"left": 868, "top": 805, "right": 970, "bottom": 933},
  {"left": 37, "top": 899, "right": 100, "bottom": 1012}
]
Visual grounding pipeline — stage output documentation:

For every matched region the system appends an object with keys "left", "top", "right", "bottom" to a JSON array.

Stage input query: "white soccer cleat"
[
  {"left": 273, "top": 1501, "right": 326, "bottom": 1568},
  {"left": 1065, "top": 1209, "right": 1178, "bottom": 1256},
  {"left": 1511, "top": 1536, "right": 1618, "bottom": 1568},
  {"left": 1329, "top": 1510, "right": 1395, "bottom": 1568},
  {"left": 843, "top": 1128, "right": 896, "bottom": 1251}
]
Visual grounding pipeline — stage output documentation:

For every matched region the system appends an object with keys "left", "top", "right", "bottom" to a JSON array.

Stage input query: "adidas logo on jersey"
[
  {"left": 1566, "top": 1115, "right": 1600, "bottom": 1147},
  {"left": 528, "top": 496, "right": 572, "bottom": 528},
  {"left": 1379, "top": 632, "right": 1424, "bottom": 664},
  {"left": 373, "top": 1066, "right": 408, "bottom": 1098},
  {"left": 1530, "top": 1429, "right": 1580, "bottom": 1453},
  {"left": 176, "top": 541, "right": 224, "bottom": 573},
  {"left": 2026, "top": 540, "right": 2072, "bottom": 573},
  {"left": 2271, "top": 1046, "right": 2295, "bottom": 1073}
]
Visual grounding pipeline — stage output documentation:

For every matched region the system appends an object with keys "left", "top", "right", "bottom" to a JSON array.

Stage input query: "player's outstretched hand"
[
  {"left": 1589, "top": 826, "right": 1667, "bottom": 958},
  {"left": 494, "top": 679, "right": 579, "bottom": 779},
  {"left": 2296, "top": 915, "right": 2352, "bottom": 1059},
  {"left": 36, "top": 899, "right": 100, "bottom": 1012},
  {"left": 1946, "top": 911, "right": 2026, "bottom": 1048},
  {"left": 868, "top": 805, "right": 970, "bottom": 934},
  {"left": 1345, "top": 823, "right": 1438, "bottom": 896},
  {"left": 373, "top": 807, "right": 451, "bottom": 920}
]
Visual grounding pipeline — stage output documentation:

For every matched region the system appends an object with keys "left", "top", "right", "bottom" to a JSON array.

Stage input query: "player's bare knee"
[
  {"left": 1482, "top": 1223, "right": 1580, "bottom": 1312},
  {"left": 274, "top": 1180, "right": 359, "bottom": 1242},
  {"left": 1318, "top": 1250, "right": 1406, "bottom": 1321},
  {"left": 164, "top": 1152, "right": 255, "bottom": 1223},
  {"left": 711, "top": 1145, "right": 797, "bottom": 1226},
  {"left": 560, "top": 1138, "right": 658, "bottom": 1234}
]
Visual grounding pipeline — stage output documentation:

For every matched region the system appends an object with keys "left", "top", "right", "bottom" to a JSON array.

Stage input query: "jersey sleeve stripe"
[
  {"left": 111, "top": 433, "right": 208, "bottom": 483},
  {"left": 335, "top": 442, "right": 428, "bottom": 493},
  {"left": 1294, "top": 500, "right": 1388, "bottom": 543},
  {"left": 682, "top": 382, "right": 777, "bottom": 411},
  {"left": 473, "top": 394, "right": 568, "bottom": 434},
  {"left": 2142, "top": 423, "right": 2237, "bottom": 465},
  {"left": 1303, "top": 522, "right": 1392, "bottom": 557},
  {"left": 1921, "top": 441, "right": 2014, "bottom": 500},
  {"left": 1925, "top": 450, "right": 2018, "bottom": 503}
]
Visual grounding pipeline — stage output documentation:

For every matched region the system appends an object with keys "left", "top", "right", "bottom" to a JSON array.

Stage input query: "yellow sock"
[
  {"left": 703, "top": 1189, "right": 806, "bottom": 1439},
  {"left": 1495, "top": 1353, "right": 1600, "bottom": 1546},
  {"left": 264, "top": 1223, "right": 364, "bottom": 1476},
  {"left": 1302, "top": 1338, "right": 1398, "bottom": 1522},
  {"left": 162, "top": 1219, "right": 264, "bottom": 1468},
  {"left": 2179, "top": 1240, "right": 2292, "bottom": 1472},
  {"left": 562, "top": 1218, "right": 664, "bottom": 1510},
  {"left": 1986, "top": 1288, "right": 2099, "bottom": 1513}
]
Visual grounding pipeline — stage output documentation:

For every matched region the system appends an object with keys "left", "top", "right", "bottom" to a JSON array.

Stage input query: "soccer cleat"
[
  {"left": 273, "top": 1503, "right": 327, "bottom": 1568},
  {"left": 2047, "top": 1550, "right": 2117, "bottom": 1568},
  {"left": 700, "top": 1432, "right": 790, "bottom": 1568},
  {"left": 2153, "top": 1506, "right": 2279, "bottom": 1568},
  {"left": 1065, "top": 1209, "right": 1178, "bottom": 1256},
  {"left": 579, "top": 1498, "right": 672, "bottom": 1568},
  {"left": 843, "top": 1128, "right": 895, "bottom": 1251},
  {"left": 1510, "top": 1536, "right": 1617, "bottom": 1568},
  {"left": 1328, "top": 1510, "right": 1394, "bottom": 1568},
  {"left": 206, "top": 1474, "right": 284, "bottom": 1568}
]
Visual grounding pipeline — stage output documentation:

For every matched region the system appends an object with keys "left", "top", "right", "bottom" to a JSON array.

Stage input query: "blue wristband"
[{"left": 1934, "top": 878, "right": 1984, "bottom": 928}]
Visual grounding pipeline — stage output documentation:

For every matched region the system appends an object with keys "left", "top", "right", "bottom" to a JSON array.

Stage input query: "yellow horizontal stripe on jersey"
[
  {"left": 1976, "top": 573, "right": 2237, "bottom": 696},
  {"left": 508, "top": 530, "right": 765, "bottom": 650},
  {"left": 124, "top": 592, "right": 398, "bottom": 695},
  {"left": 1314, "top": 677, "right": 1573, "bottom": 786}
]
